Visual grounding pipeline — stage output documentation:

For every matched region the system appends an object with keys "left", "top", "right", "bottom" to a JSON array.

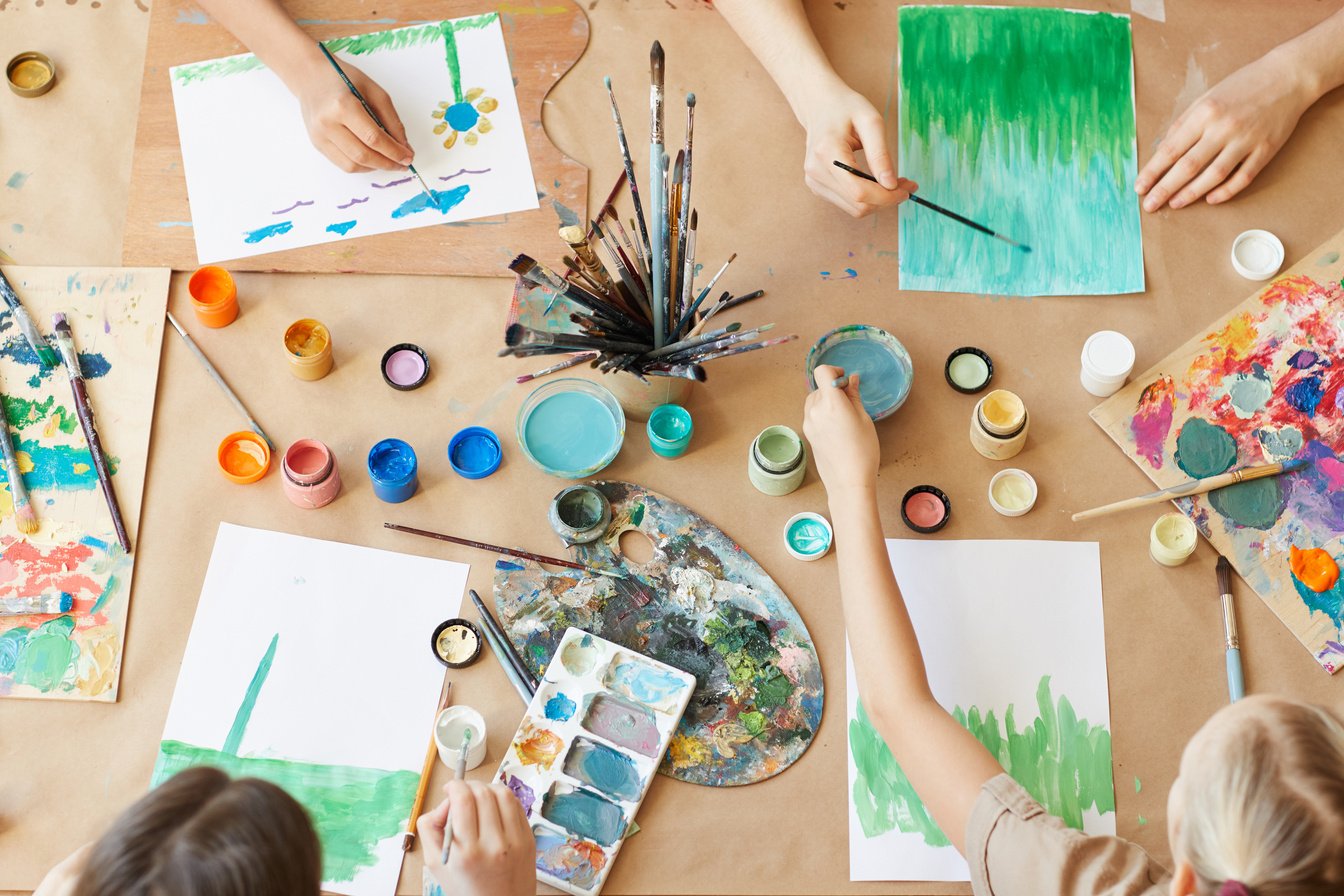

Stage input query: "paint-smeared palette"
[
  {"left": 499, "top": 627, "right": 694, "bottom": 896},
  {"left": 495, "top": 481, "right": 824, "bottom": 787}
]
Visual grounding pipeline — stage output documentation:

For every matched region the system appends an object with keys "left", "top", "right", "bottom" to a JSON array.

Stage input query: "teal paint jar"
[{"left": 647, "top": 404, "right": 693, "bottom": 458}]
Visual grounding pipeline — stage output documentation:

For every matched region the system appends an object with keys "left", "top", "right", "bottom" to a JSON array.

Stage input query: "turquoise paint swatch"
[
  {"left": 897, "top": 6, "right": 1144, "bottom": 296},
  {"left": 522, "top": 391, "right": 620, "bottom": 475}
]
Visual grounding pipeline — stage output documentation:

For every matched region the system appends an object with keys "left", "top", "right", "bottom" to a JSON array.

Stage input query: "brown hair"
[
  {"left": 1178, "top": 696, "right": 1344, "bottom": 896},
  {"left": 73, "top": 766, "right": 322, "bottom": 896}
]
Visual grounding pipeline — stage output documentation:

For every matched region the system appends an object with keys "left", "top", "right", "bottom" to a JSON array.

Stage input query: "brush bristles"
[
  {"left": 13, "top": 503, "right": 38, "bottom": 535},
  {"left": 1216, "top": 556, "right": 1231, "bottom": 595}
]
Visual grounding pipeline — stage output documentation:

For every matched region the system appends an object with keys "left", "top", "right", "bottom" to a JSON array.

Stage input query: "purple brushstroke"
[
  {"left": 372, "top": 176, "right": 414, "bottom": 189},
  {"left": 272, "top": 199, "right": 314, "bottom": 215},
  {"left": 336, "top": 196, "right": 369, "bottom": 210},
  {"left": 438, "top": 167, "right": 492, "bottom": 182}
]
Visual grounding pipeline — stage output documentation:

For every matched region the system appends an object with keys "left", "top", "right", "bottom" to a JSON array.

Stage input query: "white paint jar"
[
  {"left": 435, "top": 705, "right": 487, "bottom": 771},
  {"left": 1150, "top": 512, "right": 1198, "bottom": 567},
  {"left": 1080, "top": 331, "right": 1136, "bottom": 397}
]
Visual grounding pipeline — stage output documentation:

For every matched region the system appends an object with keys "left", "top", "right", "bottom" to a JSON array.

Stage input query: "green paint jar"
[{"left": 749, "top": 425, "right": 806, "bottom": 496}]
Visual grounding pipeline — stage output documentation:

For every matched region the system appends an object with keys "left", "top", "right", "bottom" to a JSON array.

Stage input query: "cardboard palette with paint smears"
[{"left": 497, "top": 627, "right": 694, "bottom": 896}]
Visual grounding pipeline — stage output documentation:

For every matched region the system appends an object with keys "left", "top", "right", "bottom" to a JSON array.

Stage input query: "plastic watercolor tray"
[{"left": 498, "top": 627, "right": 695, "bottom": 896}]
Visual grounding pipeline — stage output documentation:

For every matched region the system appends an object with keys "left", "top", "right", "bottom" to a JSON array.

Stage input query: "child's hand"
[
  {"left": 804, "top": 364, "right": 879, "bottom": 497},
  {"left": 418, "top": 780, "right": 535, "bottom": 896},
  {"left": 798, "top": 84, "right": 917, "bottom": 218},
  {"left": 1135, "top": 49, "right": 1315, "bottom": 210},
  {"left": 294, "top": 60, "right": 414, "bottom": 173}
]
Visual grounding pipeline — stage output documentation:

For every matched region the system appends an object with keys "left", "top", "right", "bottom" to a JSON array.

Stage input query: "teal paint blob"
[
  {"left": 6, "top": 171, "right": 30, "bottom": 189},
  {"left": 541, "top": 787, "right": 627, "bottom": 846},
  {"left": 390, "top": 185, "right": 470, "bottom": 219},
  {"left": 814, "top": 331, "right": 912, "bottom": 419},
  {"left": 1291, "top": 563, "right": 1344, "bottom": 621},
  {"left": 1174, "top": 418, "right": 1237, "bottom": 478},
  {"left": 1209, "top": 477, "right": 1286, "bottom": 530},
  {"left": 1257, "top": 426, "right": 1303, "bottom": 461},
  {"left": 445, "top": 102, "right": 480, "bottom": 131},
  {"left": 12, "top": 440, "right": 109, "bottom": 491},
  {"left": 325, "top": 220, "right": 358, "bottom": 235},
  {"left": 787, "top": 516, "right": 832, "bottom": 557},
  {"left": 563, "top": 738, "right": 642, "bottom": 802},
  {"left": 522, "top": 391, "right": 620, "bottom": 477},
  {"left": 544, "top": 692, "right": 576, "bottom": 722},
  {"left": 242, "top": 221, "right": 293, "bottom": 243}
]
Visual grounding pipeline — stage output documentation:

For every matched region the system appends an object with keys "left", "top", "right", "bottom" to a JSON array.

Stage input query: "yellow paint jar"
[
  {"left": 7, "top": 52, "right": 56, "bottom": 97},
  {"left": 283, "top": 318, "right": 334, "bottom": 381},
  {"left": 970, "top": 389, "right": 1029, "bottom": 460},
  {"left": 1150, "top": 512, "right": 1198, "bottom": 567}
]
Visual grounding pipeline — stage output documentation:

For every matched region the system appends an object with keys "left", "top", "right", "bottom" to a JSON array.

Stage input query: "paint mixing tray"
[{"left": 498, "top": 627, "right": 695, "bottom": 896}]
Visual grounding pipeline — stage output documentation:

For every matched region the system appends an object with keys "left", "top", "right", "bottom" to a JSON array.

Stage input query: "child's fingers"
[
  {"left": 1169, "top": 143, "right": 1245, "bottom": 208},
  {"left": 358, "top": 81, "right": 413, "bottom": 160},
  {"left": 1136, "top": 119, "right": 1200, "bottom": 195},
  {"left": 1206, "top": 147, "right": 1270, "bottom": 204},
  {"left": 490, "top": 783, "right": 533, "bottom": 844},
  {"left": 844, "top": 372, "right": 865, "bottom": 409},
  {"left": 467, "top": 781, "right": 505, "bottom": 852},
  {"left": 1143, "top": 134, "right": 1219, "bottom": 211},
  {"left": 444, "top": 779, "right": 478, "bottom": 849},
  {"left": 852, "top": 112, "right": 899, "bottom": 190},
  {"left": 416, "top": 798, "right": 450, "bottom": 860},
  {"left": 314, "top": 137, "right": 375, "bottom": 174}
]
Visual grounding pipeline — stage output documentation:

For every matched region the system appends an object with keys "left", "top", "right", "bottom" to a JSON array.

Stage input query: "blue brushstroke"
[
  {"left": 604, "top": 659, "right": 687, "bottom": 711},
  {"left": 325, "top": 220, "right": 358, "bottom": 236},
  {"left": 1292, "top": 563, "right": 1344, "bottom": 624},
  {"left": 541, "top": 788, "right": 627, "bottom": 846},
  {"left": 0, "top": 339, "right": 110, "bottom": 381},
  {"left": 1286, "top": 375, "right": 1325, "bottom": 416},
  {"left": 12, "top": 224, "right": 22, "bottom": 234},
  {"left": 445, "top": 102, "right": 480, "bottom": 132},
  {"left": 390, "top": 185, "right": 470, "bottom": 219},
  {"left": 6, "top": 171, "right": 30, "bottom": 190},
  {"left": 563, "top": 739, "right": 642, "bottom": 802},
  {"left": 156, "top": 221, "right": 194, "bottom": 228},
  {"left": 242, "top": 221, "right": 294, "bottom": 244},
  {"left": 8, "top": 440, "right": 111, "bottom": 491},
  {"left": 544, "top": 692, "right": 576, "bottom": 722}
]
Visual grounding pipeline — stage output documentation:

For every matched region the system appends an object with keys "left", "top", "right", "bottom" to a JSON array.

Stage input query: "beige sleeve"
[{"left": 966, "top": 774, "right": 1171, "bottom": 896}]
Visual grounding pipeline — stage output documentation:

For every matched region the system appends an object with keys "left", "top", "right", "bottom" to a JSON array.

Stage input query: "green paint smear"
[
  {"left": 850, "top": 675, "right": 1114, "bottom": 845},
  {"left": 0, "top": 616, "right": 77, "bottom": 690},
  {"left": 441, "top": 21, "right": 464, "bottom": 105},
  {"left": 1209, "top": 476, "right": 1286, "bottom": 530},
  {"left": 1175, "top": 418, "right": 1238, "bottom": 478},
  {"left": 151, "top": 634, "right": 417, "bottom": 883},
  {"left": 1134, "top": 776, "right": 1142, "bottom": 794},
  {"left": 2, "top": 395, "right": 78, "bottom": 432},
  {"left": 172, "top": 14, "right": 497, "bottom": 85}
]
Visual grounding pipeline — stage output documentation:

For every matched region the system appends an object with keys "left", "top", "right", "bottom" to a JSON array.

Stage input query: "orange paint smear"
[
  {"left": 514, "top": 724, "right": 564, "bottom": 770},
  {"left": 1290, "top": 545, "right": 1339, "bottom": 593}
]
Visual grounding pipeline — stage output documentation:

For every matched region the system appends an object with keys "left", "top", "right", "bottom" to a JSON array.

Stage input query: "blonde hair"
[{"left": 1177, "top": 696, "right": 1344, "bottom": 896}]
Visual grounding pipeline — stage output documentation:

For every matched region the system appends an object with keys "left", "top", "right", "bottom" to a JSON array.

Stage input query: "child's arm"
[
  {"left": 195, "top": 0, "right": 414, "bottom": 173},
  {"left": 713, "top": 0, "right": 916, "bottom": 218},
  {"left": 1136, "top": 7, "right": 1344, "bottom": 211},
  {"left": 804, "top": 366, "right": 1003, "bottom": 855}
]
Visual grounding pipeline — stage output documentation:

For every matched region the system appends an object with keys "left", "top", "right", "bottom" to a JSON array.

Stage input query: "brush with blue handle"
[{"left": 1216, "top": 556, "right": 1245, "bottom": 702}]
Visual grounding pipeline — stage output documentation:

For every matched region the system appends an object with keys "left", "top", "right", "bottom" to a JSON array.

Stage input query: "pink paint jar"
[{"left": 281, "top": 439, "right": 341, "bottom": 509}]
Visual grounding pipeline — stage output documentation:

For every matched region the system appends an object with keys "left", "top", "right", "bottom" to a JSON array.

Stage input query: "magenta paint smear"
[
  {"left": 1130, "top": 375, "right": 1175, "bottom": 468},
  {"left": 580, "top": 694, "right": 660, "bottom": 758}
]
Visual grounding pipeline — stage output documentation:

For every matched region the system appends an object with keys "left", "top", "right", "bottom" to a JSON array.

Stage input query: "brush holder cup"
[{"left": 607, "top": 372, "right": 693, "bottom": 421}]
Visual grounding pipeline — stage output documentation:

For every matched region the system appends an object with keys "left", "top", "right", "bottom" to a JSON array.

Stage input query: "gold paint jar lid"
[{"left": 7, "top": 52, "right": 57, "bottom": 98}]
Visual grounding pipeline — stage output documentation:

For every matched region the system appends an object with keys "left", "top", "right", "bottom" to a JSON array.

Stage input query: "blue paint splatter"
[
  {"left": 445, "top": 102, "right": 480, "bottom": 132},
  {"left": 242, "top": 221, "right": 293, "bottom": 244},
  {"left": 6, "top": 171, "right": 30, "bottom": 190},
  {"left": 544, "top": 692, "right": 576, "bottom": 722},
  {"left": 325, "top": 220, "right": 358, "bottom": 236},
  {"left": 820, "top": 268, "right": 859, "bottom": 281},
  {"left": 8, "top": 440, "right": 115, "bottom": 491},
  {"left": 11, "top": 224, "right": 22, "bottom": 234},
  {"left": 1286, "top": 375, "right": 1325, "bottom": 416},
  {"left": 156, "top": 221, "right": 193, "bottom": 228},
  {"left": 0, "top": 339, "right": 110, "bottom": 381},
  {"left": 390, "top": 185, "right": 470, "bottom": 219},
  {"left": 175, "top": 8, "right": 210, "bottom": 24}
]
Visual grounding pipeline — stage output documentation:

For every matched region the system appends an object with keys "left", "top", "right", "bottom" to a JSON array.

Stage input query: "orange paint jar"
[
  {"left": 284, "top": 318, "right": 334, "bottom": 381},
  {"left": 188, "top": 266, "right": 240, "bottom": 328},
  {"left": 217, "top": 431, "right": 271, "bottom": 484}
]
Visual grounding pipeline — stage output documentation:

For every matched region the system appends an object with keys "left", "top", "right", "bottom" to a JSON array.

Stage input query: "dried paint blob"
[
  {"left": 431, "top": 618, "right": 482, "bottom": 667},
  {"left": 533, "top": 826, "right": 607, "bottom": 890},
  {"left": 581, "top": 693, "right": 661, "bottom": 758},
  {"left": 1174, "top": 418, "right": 1238, "bottom": 478},
  {"left": 502, "top": 773, "right": 536, "bottom": 816},
  {"left": 542, "top": 786, "right": 628, "bottom": 847},
  {"left": 544, "top": 691, "right": 577, "bottom": 722},
  {"left": 945, "top": 347, "right": 993, "bottom": 393},
  {"left": 1209, "top": 476, "right": 1286, "bottom": 531},
  {"left": 902, "top": 485, "right": 950, "bottom": 534},
  {"left": 380, "top": 343, "right": 429, "bottom": 390},
  {"left": 560, "top": 633, "right": 599, "bottom": 676},
  {"left": 1290, "top": 545, "right": 1339, "bottom": 593},
  {"left": 563, "top": 738, "right": 643, "bottom": 802}
]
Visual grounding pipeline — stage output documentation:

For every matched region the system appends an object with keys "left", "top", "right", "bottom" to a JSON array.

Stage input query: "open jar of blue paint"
[
  {"left": 516, "top": 379, "right": 625, "bottom": 479},
  {"left": 646, "top": 404, "right": 692, "bottom": 458},
  {"left": 367, "top": 438, "right": 418, "bottom": 503}
]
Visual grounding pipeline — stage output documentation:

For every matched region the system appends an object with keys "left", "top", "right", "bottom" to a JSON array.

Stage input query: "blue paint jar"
[
  {"left": 367, "top": 438, "right": 418, "bottom": 503},
  {"left": 646, "top": 404, "right": 693, "bottom": 458}
]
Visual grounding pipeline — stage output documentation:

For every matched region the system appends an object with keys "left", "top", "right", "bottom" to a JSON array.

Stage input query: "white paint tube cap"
[{"left": 1231, "top": 229, "right": 1284, "bottom": 281}]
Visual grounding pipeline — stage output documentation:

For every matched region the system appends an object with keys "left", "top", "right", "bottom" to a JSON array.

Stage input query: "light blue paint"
[
  {"left": 604, "top": 659, "right": 687, "bottom": 712},
  {"left": 156, "top": 221, "right": 194, "bottom": 228},
  {"left": 175, "top": 8, "right": 210, "bottom": 24},
  {"left": 11, "top": 224, "right": 22, "bottom": 234},
  {"left": 445, "top": 102, "right": 480, "bottom": 132},
  {"left": 544, "top": 691, "right": 576, "bottom": 722},
  {"left": 6, "top": 171, "right": 30, "bottom": 190},
  {"left": 10, "top": 441, "right": 109, "bottom": 491},
  {"left": 325, "top": 220, "right": 358, "bottom": 236},
  {"left": 522, "top": 391, "right": 620, "bottom": 476},
  {"left": 815, "top": 336, "right": 911, "bottom": 419},
  {"left": 563, "top": 739, "right": 642, "bottom": 802},
  {"left": 541, "top": 787, "right": 627, "bottom": 846},
  {"left": 242, "top": 221, "right": 293, "bottom": 244},
  {"left": 390, "top": 185, "right": 470, "bottom": 219}
]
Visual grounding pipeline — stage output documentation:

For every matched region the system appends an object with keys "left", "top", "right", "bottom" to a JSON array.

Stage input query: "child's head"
[
  {"left": 1168, "top": 694, "right": 1344, "bottom": 896},
  {"left": 73, "top": 766, "right": 322, "bottom": 896}
]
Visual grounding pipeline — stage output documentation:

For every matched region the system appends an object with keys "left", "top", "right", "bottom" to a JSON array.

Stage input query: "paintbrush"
[
  {"left": 516, "top": 352, "right": 600, "bottom": 384},
  {"left": 504, "top": 323, "right": 649, "bottom": 356},
  {"left": 644, "top": 362, "right": 706, "bottom": 381},
  {"left": 384, "top": 522, "right": 623, "bottom": 578},
  {"left": 440, "top": 727, "right": 472, "bottom": 865},
  {"left": 470, "top": 589, "right": 538, "bottom": 691},
  {"left": 1071, "top": 458, "right": 1309, "bottom": 522},
  {"left": 590, "top": 218, "right": 648, "bottom": 312},
  {"left": 0, "top": 268, "right": 57, "bottom": 368},
  {"left": 692, "top": 333, "right": 798, "bottom": 364},
  {"left": 402, "top": 678, "right": 454, "bottom": 851},
  {"left": 649, "top": 42, "right": 667, "bottom": 347},
  {"left": 0, "top": 375, "right": 38, "bottom": 534},
  {"left": 562, "top": 256, "right": 610, "bottom": 299},
  {"left": 52, "top": 313, "right": 130, "bottom": 553},
  {"left": 719, "top": 288, "right": 765, "bottom": 313},
  {"left": 509, "top": 254, "right": 650, "bottom": 337},
  {"left": 680, "top": 209, "right": 698, "bottom": 321},
  {"left": 661, "top": 324, "right": 776, "bottom": 363},
  {"left": 559, "top": 225, "right": 618, "bottom": 298},
  {"left": 167, "top": 312, "right": 271, "bottom": 448},
  {"left": 603, "top": 78, "right": 651, "bottom": 258},
  {"left": 585, "top": 169, "right": 628, "bottom": 243},
  {"left": 0, "top": 591, "right": 72, "bottom": 617},
  {"left": 605, "top": 210, "right": 652, "bottom": 299},
  {"left": 477, "top": 615, "right": 533, "bottom": 705},
  {"left": 318, "top": 43, "right": 437, "bottom": 207},
  {"left": 1216, "top": 557, "right": 1245, "bottom": 702},
  {"left": 669, "top": 150, "right": 684, "bottom": 321},
  {"left": 675, "top": 253, "right": 737, "bottom": 337},
  {"left": 643, "top": 322, "right": 742, "bottom": 360},
  {"left": 832, "top": 160, "right": 1032, "bottom": 252},
  {"left": 676, "top": 95, "right": 696, "bottom": 321}
]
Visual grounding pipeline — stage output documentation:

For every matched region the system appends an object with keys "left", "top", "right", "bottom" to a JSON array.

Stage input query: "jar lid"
[
  {"left": 448, "top": 426, "right": 501, "bottom": 479},
  {"left": 1230, "top": 230, "right": 1284, "bottom": 281},
  {"left": 1081, "top": 331, "right": 1135, "bottom": 380},
  {"left": 7, "top": 52, "right": 56, "bottom": 97},
  {"left": 217, "top": 431, "right": 271, "bottom": 484},
  {"left": 944, "top": 347, "right": 994, "bottom": 394}
]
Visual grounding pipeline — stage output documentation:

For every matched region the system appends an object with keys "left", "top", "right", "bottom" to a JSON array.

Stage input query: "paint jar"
[
  {"left": 607, "top": 372, "right": 693, "bottom": 422},
  {"left": 1231, "top": 229, "right": 1284, "bottom": 281},
  {"left": 647, "top": 404, "right": 693, "bottom": 458},
  {"left": 188, "top": 266, "right": 239, "bottom": 328},
  {"left": 902, "top": 485, "right": 951, "bottom": 534},
  {"left": 970, "top": 390, "right": 1029, "bottom": 460},
  {"left": 517, "top": 378, "right": 625, "bottom": 479},
  {"left": 549, "top": 484, "right": 611, "bottom": 546},
  {"left": 748, "top": 425, "right": 806, "bottom": 496},
  {"left": 988, "top": 468, "right": 1038, "bottom": 516},
  {"left": 367, "top": 438, "right": 418, "bottom": 503},
  {"left": 283, "top": 318, "right": 334, "bottom": 381},
  {"left": 435, "top": 705, "right": 488, "bottom": 771},
  {"left": 1080, "top": 331, "right": 1136, "bottom": 397},
  {"left": 806, "top": 324, "right": 914, "bottom": 420},
  {"left": 1150, "top": 512, "right": 1198, "bottom": 567},
  {"left": 6, "top": 52, "right": 56, "bottom": 97},
  {"left": 381, "top": 342, "right": 430, "bottom": 391},
  {"left": 945, "top": 346, "right": 994, "bottom": 394},
  {"left": 448, "top": 426, "right": 502, "bottom": 479},
  {"left": 431, "top": 618, "right": 482, "bottom": 668},
  {"left": 280, "top": 439, "right": 341, "bottom": 509},
  {"left": 217, "top": 431, "right": 270, "bottom": 484},
  {"left": 784, "top": 512, "right": 833, "bottom": 561}
]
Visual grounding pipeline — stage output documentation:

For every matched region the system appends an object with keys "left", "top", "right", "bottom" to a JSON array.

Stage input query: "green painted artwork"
[
  {"left": 850, "top": 675, "right": 1115, "bottom": 846},
  {"left": 151, "top": 634, "right": 418, "bottom": 883}
]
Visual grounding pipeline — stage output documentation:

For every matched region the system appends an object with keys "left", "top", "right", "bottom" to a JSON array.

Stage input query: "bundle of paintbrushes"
[{"left": 502, "top": 42, "right": 791, "bottom": 384}]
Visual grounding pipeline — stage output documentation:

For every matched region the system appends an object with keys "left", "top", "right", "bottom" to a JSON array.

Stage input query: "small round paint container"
[
  {"left": 647, "top": 403, "right": 693, "bottom": 458},
  {"left": 380, "top": 343, "right": 429, "bottom": 391},
  {"left": 280, "top": 439, "right": 341, "bottom": 509},
  {"left": 7, "top": 52, "right": 56, "bottom": 97},
  {"left": 549, "top": 484, "right": 611, "bottom": 546},
  {"left": 945, "top": 347, "right": 993, "bottom": 394},
  {"left": 806, "top": 325, "right": 914, "bottom": 420},
  {"left": 431, "top": 618, "right": 483, "bottom": 668},
  {"left": 517, "top": 378, "right": 625, "bottom": 479},
  {"left": 902, "top": 485, "right": 951, "bottom": 534},
  {"left": 784, "top": 512, "right": 833, "bottom": 561},
  {"left": 1080, "top": 331, "right": 1136, "bottom": 398},
  {"left": 749, "top": 425, "right": 807, "bottom": 496},
  {"left": 367, "top": 438, "right": 418, "bottom": 503},
  {"left": 435, "top": 705, "right": 488, "bottom": 771},
  {"left": 448, "top": 426, "right": 502, "bottom": 480},
  {"left": 217, "top": 431, "right": 271, "bottom": 484},
  {"left": 187, "top": 266, "right": 239, "bottom": 328},
  {"left": 1231, "top": 229, "right": 1284, "bottom": 281},
  {"left": 1150, "top": 512, "right": 1198, "bottom": 567},
  {"left": 283, "top": 318, "right": 334, "bottom": 381},
  {"left": 970, "top": 390, "right": 1029, "bottom": 461},
  {"left": 988, "top": 468, "right": 1038, "bottom": 517}
]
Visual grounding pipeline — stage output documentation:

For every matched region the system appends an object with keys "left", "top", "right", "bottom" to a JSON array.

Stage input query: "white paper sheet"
[
  {"left": 152, "top": 523, "right": 469, "bottom": 896},
  {"left": 169, "top": 15, "right": 538, "bottom": 264},
  {"left": 847, "top": 540, "right": 1115, "bottom": 881}
]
